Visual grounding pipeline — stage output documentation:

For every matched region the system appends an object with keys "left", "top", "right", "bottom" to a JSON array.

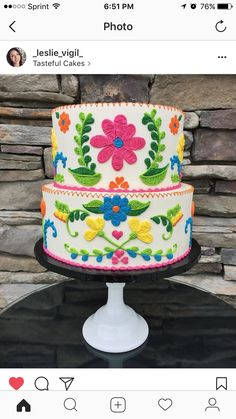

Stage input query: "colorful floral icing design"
[
  {"left": 43, "top": 219, "right": 57, "bottom": 248},
  {"left": 169, "top": 114, "right": 182, "bottom": 135},
  {"left": 90, "top": 114, "right": 145, "bottom": 171},
  {"left": 64, "top": 241, "right": 178, "bottom": 265},
  {"left": 151, "top": 204, "right": 183, "bottom": 240},
  {"left": 68, "top": 112, "right": 101, "bottom": 186},
  {"left": 109, "top": 176, "right": 129, "bottom": 189},
  {"left": 140, "top": 109, "right": 169, "bottom": 186},
  {"left": 83, "top": 195, "right": 151, "bottom": 227},
  {"left": 56, "top": 196, "right": 182, "bottom": 266},
  {"left": 177, "top": 133, "right": 185, "bottom": 163},
  {"left": 53, "top": 151, "right": 67, "bottom": 183},
  {"left": 51, "top": 128, "right": 58, "bottom": 160},
  {"left": 185, "top": 217, "right": 193, "bottom": 246},
  {"left": 56, "top": 111, "right": 71, "bottom": 134},
  {"left": 84, "top": 217, "right": 105, "bottom": 241},
  {"left": 170, "top": 155, "right": 181, "bottom": 184},
  {"left": 40, "top": 199, "right": 46, "bottom": 218}
]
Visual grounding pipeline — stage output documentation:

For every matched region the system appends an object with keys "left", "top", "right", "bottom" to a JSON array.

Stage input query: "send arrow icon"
[{"left": 59, "top": 377, "right": 74, "bottom": 391}]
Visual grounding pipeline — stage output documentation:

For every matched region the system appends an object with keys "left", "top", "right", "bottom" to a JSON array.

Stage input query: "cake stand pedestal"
[{"left": 34, "top": 238, "right": 201, "bottom": 353}]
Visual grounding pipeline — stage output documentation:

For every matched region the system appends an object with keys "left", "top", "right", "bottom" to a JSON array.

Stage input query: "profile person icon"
[
  {"left": 7, "top": 47, "right": 26, "bottom": 67},
  {"left": 205, "top": 398, "right": 220, "bottom": 412}
]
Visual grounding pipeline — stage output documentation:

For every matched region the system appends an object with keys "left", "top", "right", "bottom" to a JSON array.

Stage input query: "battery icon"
[{"left": 217, "top": 3, "right": 233, "bottom": 9}]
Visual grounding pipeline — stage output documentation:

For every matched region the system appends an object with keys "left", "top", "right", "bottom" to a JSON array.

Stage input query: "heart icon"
[
  {"left": 112, "top": 230, "right": 123, "bottom": 240},
  {"left": 9, "top": 377, "right": 24, "bottom": 390},
  {"left": 158, "top": 398, "right": 173, "bottom": 411}
]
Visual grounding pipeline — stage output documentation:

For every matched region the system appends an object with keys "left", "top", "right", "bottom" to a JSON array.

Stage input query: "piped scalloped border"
[
  {"left": 43, "top": 245, "right": 191, "bottom": 271},
  {"left": 52, "top": 102, "right": 185, "bottom": 116},
  {"left": 42, "top": 182, "right": 194, "bottom": 198},
  {"left": 53, "top": 182, "right": 181, "bottom": 193}
]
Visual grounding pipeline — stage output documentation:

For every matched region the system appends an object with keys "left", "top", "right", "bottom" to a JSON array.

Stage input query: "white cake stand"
[
  {"left": 82, "top": 282, "right": 148, "bottom": 353},
  {"left": 35, "top": 238, "right": 201, "bottom": 353}
]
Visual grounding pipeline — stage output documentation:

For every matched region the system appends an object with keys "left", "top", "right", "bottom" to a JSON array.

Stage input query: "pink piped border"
[
  {"left": 52, "top": 102, "right": 185, "bottom": 116},
  {"left": 43, "top": 246, "right": 191, "bottom": 271},
  {"left": 53, "top": 182, "right": 181, "bottom": 193}
]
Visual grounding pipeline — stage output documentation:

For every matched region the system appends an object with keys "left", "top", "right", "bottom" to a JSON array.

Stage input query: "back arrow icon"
[
  {"left": 215, "top": 20, "right": 227, "bottom": 32},
  {"left": 9, "top": 21, "right": 16, "bottom": 32}
]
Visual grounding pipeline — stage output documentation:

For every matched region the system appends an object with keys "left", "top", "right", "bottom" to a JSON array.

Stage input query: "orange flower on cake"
[
  {"left": 169, "top": 115, "right": 180, "bottom": 135},
  {"left": 58, "top": 112, "right": 71, "bottom": 133}
]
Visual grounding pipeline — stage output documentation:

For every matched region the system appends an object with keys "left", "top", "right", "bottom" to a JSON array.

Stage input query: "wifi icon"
[{"left": 52, "top": 3, "right": 60, "bottom": 9}]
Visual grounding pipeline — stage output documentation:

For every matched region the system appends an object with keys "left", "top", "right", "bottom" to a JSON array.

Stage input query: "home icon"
[{"left": 16, "top": 399, "right": 31, "bottom": 412}]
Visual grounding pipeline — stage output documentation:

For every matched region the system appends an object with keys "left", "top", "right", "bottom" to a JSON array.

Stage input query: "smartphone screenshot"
[{"left": 0, "top": 0, "right": 236, "bottom": 417}]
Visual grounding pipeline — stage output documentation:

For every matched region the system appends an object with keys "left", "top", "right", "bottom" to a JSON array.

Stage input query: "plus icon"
[{"left": 110, "top": 397, "right": 126, "bottom": 413}]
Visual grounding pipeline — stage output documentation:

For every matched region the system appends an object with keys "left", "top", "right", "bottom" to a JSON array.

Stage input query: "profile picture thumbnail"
[{"left": 6, "top": 47, "right": 26, "bottom": 67}]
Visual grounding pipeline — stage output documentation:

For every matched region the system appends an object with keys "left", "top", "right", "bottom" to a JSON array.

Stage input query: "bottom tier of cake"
[{"left": 41, "top": 183, "right": 194, "bottom": 271}]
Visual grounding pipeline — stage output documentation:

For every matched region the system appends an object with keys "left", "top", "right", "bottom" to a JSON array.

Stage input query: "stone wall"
[{"left": 0, "top": 74, "right": 236, "bottom": 310}]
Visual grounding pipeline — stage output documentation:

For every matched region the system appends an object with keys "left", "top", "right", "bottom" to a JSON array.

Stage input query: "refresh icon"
[{"left": 215, "top": 20, "right": 227, "bottom": 32}]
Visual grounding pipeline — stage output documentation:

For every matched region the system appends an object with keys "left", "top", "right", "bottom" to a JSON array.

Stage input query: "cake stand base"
[
  {"left": 82, "top": 282, "right": 148, "bottom": 353},
  {"left": 34, "top": 238, "right": 201, "bottom": 354}
]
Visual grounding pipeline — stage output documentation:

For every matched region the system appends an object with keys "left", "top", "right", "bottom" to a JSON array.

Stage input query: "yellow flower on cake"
[
  {"left": 84, "top": 217, "right": 105, "bottom": 241},
  {"left": 51, "top": 128, "right": 58, "bottom": 160},
  {"left": 177, "top": 133, "right": 185, "bottom": 163},
  {"left": 128, "top": 218, "right": 153, "bottom": 243}
]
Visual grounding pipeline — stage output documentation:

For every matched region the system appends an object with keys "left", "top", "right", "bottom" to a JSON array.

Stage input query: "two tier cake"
[{"left": 41, "top": 103, "right": 194, "bottom": 270}]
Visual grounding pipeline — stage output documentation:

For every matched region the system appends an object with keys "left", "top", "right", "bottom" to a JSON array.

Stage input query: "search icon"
[
  {"left": 34, "top": 376, "right": 49, "bottom": 391},
  {"left": 64, "top": 398, "right": 77, "bottom": 411}
]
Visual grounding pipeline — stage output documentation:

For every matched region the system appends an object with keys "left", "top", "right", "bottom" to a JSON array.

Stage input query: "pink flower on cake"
[
  {"left": 112, "top": 250, "right": 129, "bottom": 265},
  {"left": 90, "top": 114, "right": 146, "bottom": 171}
]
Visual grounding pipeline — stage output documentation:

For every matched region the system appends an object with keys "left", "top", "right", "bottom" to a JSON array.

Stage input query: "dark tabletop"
[{"left": 0, "top": 277, "right": 236, "bottom": 368}]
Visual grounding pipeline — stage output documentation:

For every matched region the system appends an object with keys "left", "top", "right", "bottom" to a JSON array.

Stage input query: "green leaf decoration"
[
  {"left": 69, "top": 168, "right": 101, "bottom": 186},
  {"left": 148, "top": 150, "right": 155, "bottom": 160},
  {"left": 70, "top": 112, "right": 101, "bottom": 186},
  {"left": 83, "top": 125, "right": 91, "bottom": 133},
  {"left": 81, "top": 135, "right": 89, "bottom": 144},
  {"left": 128, "top": 246, "right": 139, "bottom": 252},
  {"left": 155, "top": 249, "right": 163, "bottom": 255},
  {"left": 80, "top": 212, "right": 89, "bottom": 221},
  {"left": 75, "top": 210, "right": 80, "bottom": 221},
  {"left": 79, "top": 112, "right": 85, "bottom": 122},
  {"left": 92, "top": 249, "right": 103, "bottom": 256},
  {"left": 151, "top": 214, "right": 173, "bottom": 240},
  {"left": 55, "top": 200, "right": 70, "bottom": 214},
  {"left": 54, "top": 174, "right": 64, "bottom": 183},
  {"left": 104, "top": 246, "right": 114, "bottom": 252},
  {"left": 151, "top": 142, "right": 158, "bottom": 152},
  {"left": 167, "top": 204, "right": 181, "bottom": 219},
  {"left": 140, "top": 163, "right": 169, "bottom": 186},
  {"left": 144, "top": 158, "right": 151, "bottom": 169},
  {"left": 142, "top": 248, "right": 152, "bottom": 255},
  {"left": 69, "top": 212, "right": 75, "bottom": 222},
  {"left": 178, "top": 114, "right": 182, "bottom": 121},
  {"left": 171, "top": 174, "right": 181, "bottom": 183},
  {"left": 76, "top": 124, "right": 82, "bottom": 134},
  {"left": 142, "top": 114, "right": 153, "bottom": 125},
  {"left": 56, "top": 112, "right": 60, "bottom": 119},
  {"left": 141, "top": 110, "right": 168, "bottom": 186},
  {"left": 127, "top": 200, "right": 150, "bottom": 216},
  {"left": 82, "top": 145, "right": 90, "bottom": 155},
  {"left": 80, "top": 249, "right": 89, "bottom": 255},
  {"left": 84, "top": 155, "right": 92, "bottom": 165},
  {"left": 83, "top": 199, "right": 103, "bottom": 214}
]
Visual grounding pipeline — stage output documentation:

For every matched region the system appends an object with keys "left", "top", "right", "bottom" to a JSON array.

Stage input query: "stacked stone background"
[{"left": 0, "top": 74, "right": 236, "bottom": 312}]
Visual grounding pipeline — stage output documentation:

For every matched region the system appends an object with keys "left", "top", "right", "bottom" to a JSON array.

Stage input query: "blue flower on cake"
[{"left": 100, "top": 195, "right": 130, "bottom": 227}]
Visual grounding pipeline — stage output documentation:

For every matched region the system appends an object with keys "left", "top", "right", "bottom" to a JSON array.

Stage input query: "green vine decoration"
[
  {"left": 151, "top": 204, "right": 183, "bottom": 240},
  {"left": 68, "top": 112, "right": 101, "bottom": 186},
  {"left": 54, "top": 200, "right": 89, "bottom": 238},
  {"left": 54, "top": 174, "right": 64, "bottom": 183},
  {"left": 140, "top": 109, "right": 169, "bottom": 186}
]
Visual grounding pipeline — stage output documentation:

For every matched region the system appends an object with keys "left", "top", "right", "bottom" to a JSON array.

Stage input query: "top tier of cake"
[{"left": 51, "top": 103, "right": 185, "bottom": 191}]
